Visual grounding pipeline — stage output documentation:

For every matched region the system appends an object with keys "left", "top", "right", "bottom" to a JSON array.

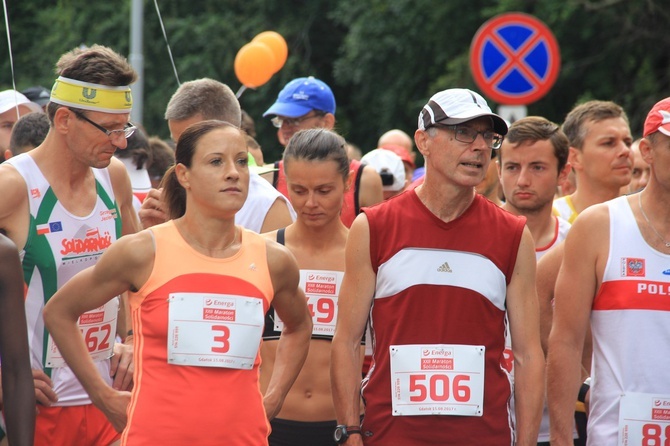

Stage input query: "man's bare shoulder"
[
  {"left": 99, "top": 229, "right": 155, "bottom": 273},
  {"left": 107, "top": 156, "right": 132, "bottom": 190},
  {"left": 0, "top": 163, "right": 28, "bottom": 221},
  {"left": 571, "top": 201, "right": 610, "bottom": 229}
]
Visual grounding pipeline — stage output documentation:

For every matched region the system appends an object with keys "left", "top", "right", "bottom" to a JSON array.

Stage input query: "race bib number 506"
[{"left": 390, "top": 344, "right": 485, "bottom": 417}]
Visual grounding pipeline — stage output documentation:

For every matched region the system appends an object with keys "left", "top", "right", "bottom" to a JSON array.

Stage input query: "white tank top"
[
  {"left": 5, "top": 153, "right": 122, "bottom": 406},
  {"left": 235, "top": 172, "right": 295, "bottom": 233},
  {"left": 553, "top": 195, "right": 578, "bottom": 223},
  {"left": 588, "top": 195, "right": 670, "bottom": 444},
  {"left": 536, "top": 215, "right": 571, "bottom": 261}
]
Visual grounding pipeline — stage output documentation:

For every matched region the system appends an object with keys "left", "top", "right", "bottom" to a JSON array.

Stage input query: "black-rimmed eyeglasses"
[
  {"left": 70, "top": 109, "right": 136, "bottom": 140},
  {"left": 432, "top": 124, "right": 503, "bottom": 150}
]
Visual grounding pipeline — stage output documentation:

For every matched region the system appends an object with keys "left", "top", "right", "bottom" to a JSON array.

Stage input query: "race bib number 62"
[
  {"left": 45, "top": 298, "right": 119, "bottom": 368},
  {"left": 390, "top": 344, "right": 485, "bottom": 417}
]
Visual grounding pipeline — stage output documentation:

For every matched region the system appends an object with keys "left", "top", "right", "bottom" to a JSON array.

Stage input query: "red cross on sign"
[{"left": 469, "top": 13, "right": 561, "bottom": 105}]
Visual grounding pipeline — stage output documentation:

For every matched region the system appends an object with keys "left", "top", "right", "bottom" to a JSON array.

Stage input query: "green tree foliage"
[{"left": 1, "top": 0, "right": 669, "bottom": 163}]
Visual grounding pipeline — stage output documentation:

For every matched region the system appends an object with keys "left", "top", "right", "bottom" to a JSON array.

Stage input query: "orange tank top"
[{"left": 122, "top": 221, "right": 274, "bottom": 446}]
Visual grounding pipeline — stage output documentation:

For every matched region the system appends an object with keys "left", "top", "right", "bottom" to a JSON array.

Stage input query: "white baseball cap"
[
  {"left": 418, "top": 88, "right": 507, "bottom": 135},
  {"left": 0, "top": 90, "right": 43, "bottom": 115},
  {"left": 361, "top": 148, "right": 406, "bottom": 192}
]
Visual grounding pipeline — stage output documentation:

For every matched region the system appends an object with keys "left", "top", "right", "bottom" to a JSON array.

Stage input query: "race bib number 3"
[
  {"left": 619, "top": 393, "right": 670, "bottom": 445},
  {"left": 390, "top": 344, "right": 485, "bottom": 417},
  {"left": 46, "top": 298, "right": 118, "bottom": 368},
  {"left": 274, "top": 270, "right": 343, "bottom": 337},
  {"left": 168, "top": 293, "right": 264, "bottom": 370}
]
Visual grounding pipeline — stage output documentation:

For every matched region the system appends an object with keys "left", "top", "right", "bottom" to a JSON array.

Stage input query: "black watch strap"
[{"left": 334, "top": 425, "right": 362, "bottom": 444}]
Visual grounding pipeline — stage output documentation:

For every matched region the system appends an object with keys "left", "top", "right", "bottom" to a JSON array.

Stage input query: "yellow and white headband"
[{"left": 50, "top": 76, "right": 132, "bottom": 114}]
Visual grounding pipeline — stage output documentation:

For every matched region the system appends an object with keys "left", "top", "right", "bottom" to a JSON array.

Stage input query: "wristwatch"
[{"left": 334, "top": 425, "right": 361, "bottom": 444}]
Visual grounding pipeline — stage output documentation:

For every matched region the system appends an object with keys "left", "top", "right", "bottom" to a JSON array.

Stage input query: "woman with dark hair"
[
  {"left": 43, "top": 120, "right": 312, "bottom": 445},
  {"left": 260, "top": 128, "right": 364, "bottom": 445}
]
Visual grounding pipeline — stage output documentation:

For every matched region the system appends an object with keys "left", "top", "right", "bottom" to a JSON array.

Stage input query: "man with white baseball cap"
[
  {"left": 332, "top": 88, "right": 544, "bottom": 445},
  {"left": 0, "top": 90, "right": 42, "bottom": 161}
]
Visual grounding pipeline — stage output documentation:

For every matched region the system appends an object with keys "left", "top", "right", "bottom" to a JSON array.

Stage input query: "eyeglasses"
[
  {"left": 433, "top": 124, "right": 503, "bottom": 150},
  {"left": 70, "top": 109, "right": 136, "bottom": 140},
  {"left": 271, "top": 112, "right": 325, "bottom": 129}
]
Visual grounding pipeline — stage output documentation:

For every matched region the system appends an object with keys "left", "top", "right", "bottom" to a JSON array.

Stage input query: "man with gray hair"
[
  {"left": 332, "top": 88, "right": 544, "bottom": 445},
  {"left": 140, "top": 78, "right": 295, "bottom": 232},
  {"left": 164, "top": 78, "right": 242, "bottom": 140}
]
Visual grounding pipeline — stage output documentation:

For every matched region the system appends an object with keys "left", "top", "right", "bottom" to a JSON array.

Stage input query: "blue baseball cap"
[{"left": 263, "top": 76, "right": 336, "bottom": 118}]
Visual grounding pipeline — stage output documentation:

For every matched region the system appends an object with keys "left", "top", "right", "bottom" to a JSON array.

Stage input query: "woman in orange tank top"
[{"left": 43, "top": 120, "right": 312, "bottom": 445}]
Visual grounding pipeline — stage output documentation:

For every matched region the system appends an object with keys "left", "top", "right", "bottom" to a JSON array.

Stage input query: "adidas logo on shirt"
[{"left": 437, "top": 262, "right": 452, "bottom": 273}]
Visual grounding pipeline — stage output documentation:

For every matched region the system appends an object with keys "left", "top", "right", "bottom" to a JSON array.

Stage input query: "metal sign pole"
[{"left": 130, "top": 0, "right": 144, "bottom": 126}]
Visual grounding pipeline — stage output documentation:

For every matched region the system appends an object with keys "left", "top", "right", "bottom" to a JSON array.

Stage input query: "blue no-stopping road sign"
[{"left": 470, "top": 13, "right": 560, "bottom": 105}]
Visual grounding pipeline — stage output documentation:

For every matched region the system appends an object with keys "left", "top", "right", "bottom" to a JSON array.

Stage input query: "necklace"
[{"left": 638, "top": 193, "right": 670, "bottom": 248}]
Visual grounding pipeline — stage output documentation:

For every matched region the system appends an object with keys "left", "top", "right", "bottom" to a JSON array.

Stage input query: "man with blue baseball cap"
[
  {"left": 263, "top": 76, "right": 336, "bottom": 146},
  {"left": 263, "top": 76, "right": 383, "bottom": 228}
]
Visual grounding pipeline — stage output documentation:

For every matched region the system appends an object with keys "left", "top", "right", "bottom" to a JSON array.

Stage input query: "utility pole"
[{"left": 129, "top": 0, "right": 144, "bottom": 125}]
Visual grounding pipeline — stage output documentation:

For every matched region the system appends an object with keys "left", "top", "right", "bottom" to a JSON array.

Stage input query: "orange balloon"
[
  {"left": 234, "top": 42, "right": 276, "bottom": 88},
  {"left": 252, "top": 31, "right": 288, "bottom": 74}
]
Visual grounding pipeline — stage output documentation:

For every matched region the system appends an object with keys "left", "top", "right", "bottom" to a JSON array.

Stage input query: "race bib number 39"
[
  {"left": 46, "top": 298, "right": 118, "bottom": 368},
  {"left": 619, "top": 393, "right": 670, "bottom": 445},
  {"left": 390, "top": 344, "right": 485, "bottom": 417},
  {"left": 167, "top": 293, "right": 264, "bottom": 370}
]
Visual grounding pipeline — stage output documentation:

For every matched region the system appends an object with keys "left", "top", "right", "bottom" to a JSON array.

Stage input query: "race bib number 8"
[
  {"left": 619, "top": 393, "right": 670, "bottom": 445},
  {"left": 46, "top": 298, "right": 118, "bottom": 368},
  {"left": 167, "top": 293, "right": 264, "bottom": 370},
  {"left": 390, "top": 344, "right": 485, "bottom": 417}
]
